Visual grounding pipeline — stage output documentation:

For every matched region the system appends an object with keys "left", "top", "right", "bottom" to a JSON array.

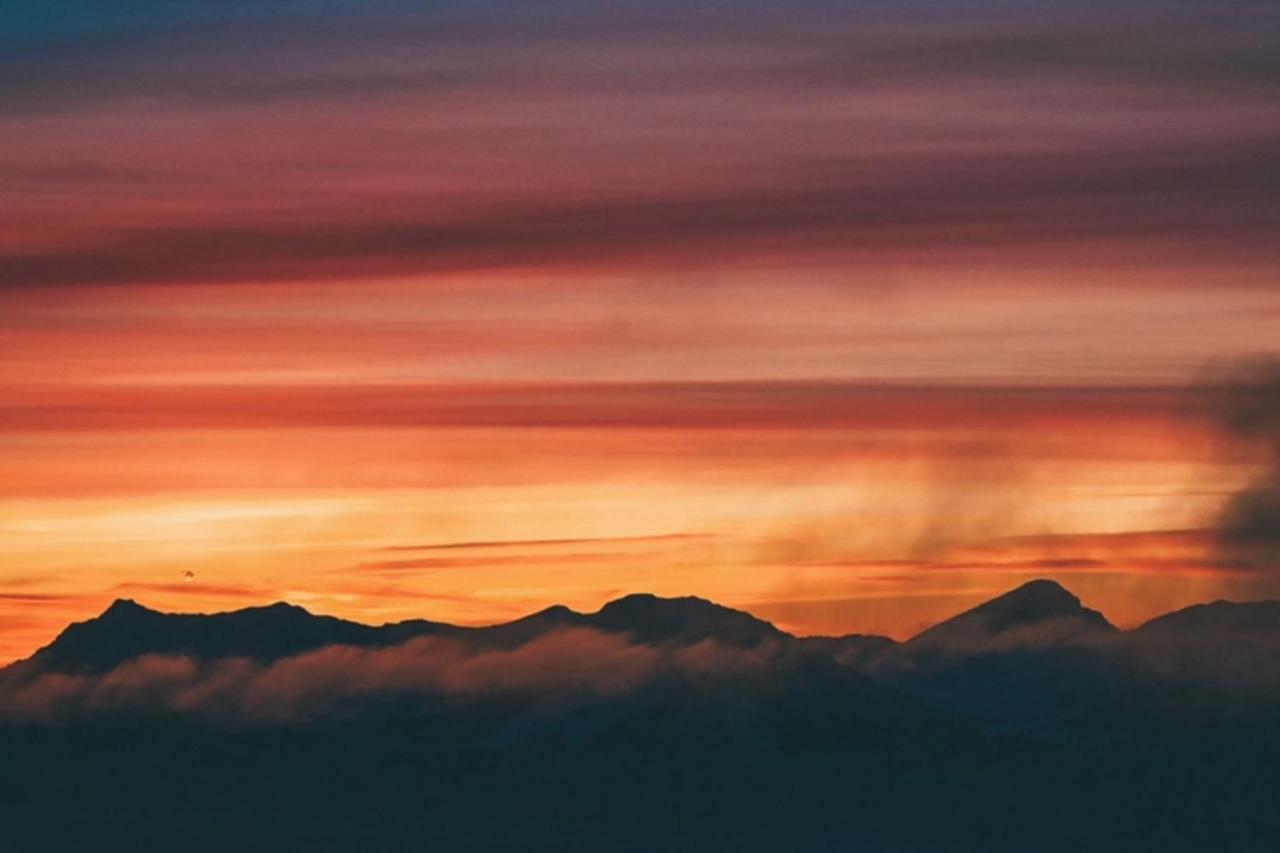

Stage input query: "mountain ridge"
[
  {"left": 11, "top": 579, "right": 1271, "bottom": 680},
  {"left": 5, "top": 578, "right": 1280, "bottom": 739},
  {"left": 16, "top": 589, "right": 790, "bottom": 675},
  {"left": 1133, "top": 599, "right": 1280, "bottom": 639}
]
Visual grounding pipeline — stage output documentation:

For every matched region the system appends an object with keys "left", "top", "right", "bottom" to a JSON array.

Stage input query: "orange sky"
[{"left": 2, "top": 1, "right": 1279, "bottom": 662}]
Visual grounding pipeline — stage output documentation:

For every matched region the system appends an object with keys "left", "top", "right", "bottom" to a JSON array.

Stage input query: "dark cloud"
[
  {"left": 0, "top": 380, "right": 1184, "bottom": 432},
  {"left": 3, "top": 3, "right": 1276, "bottom": 113},
  {"left": 1218, "top": 481, "right": 1280, "bottom": 568},
  {"left": 862, "top": 16, "right": 1280, "bottom": 93},
  {"left": 2, "top": 3, "right": 1277, "bottom": 293},
  {"left": 1207, "top": 359, "right": 1280, "bottom": 574},
  {"left": 2, "top": 136, "right": 1276, "bottom": 291}
]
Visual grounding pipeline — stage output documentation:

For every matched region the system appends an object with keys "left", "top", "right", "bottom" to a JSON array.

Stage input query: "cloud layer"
[
  {"left": 2, "top": 0, "right": 1278, "bottom": 660},
  {"left": 0, "top": 628, "right": 778, "bottom": 725}
]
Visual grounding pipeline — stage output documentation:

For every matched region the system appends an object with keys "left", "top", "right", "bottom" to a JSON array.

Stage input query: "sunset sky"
[{"left": 2, "top": 1, "right": 1278, "bottom": 662}]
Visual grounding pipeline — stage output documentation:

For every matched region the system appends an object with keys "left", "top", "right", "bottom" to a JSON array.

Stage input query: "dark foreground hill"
[{"left": 2, "top": 580, "right": 1279, "bottom": 851}]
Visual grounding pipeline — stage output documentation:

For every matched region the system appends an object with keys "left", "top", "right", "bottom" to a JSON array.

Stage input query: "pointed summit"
[
  {"left": 975, "top": 579, "right": 1100, "bottom": 622},
  {"left": 908, "top": 579, "right": 1114, "bottom": 658},
  {"left": 101, "top": 598, "right": 156, "bottom": 618}
]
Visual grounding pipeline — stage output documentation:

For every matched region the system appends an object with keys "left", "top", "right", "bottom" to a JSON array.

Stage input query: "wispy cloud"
[{"left": 374, "top": 533, "right": 714, "bottom": 553}]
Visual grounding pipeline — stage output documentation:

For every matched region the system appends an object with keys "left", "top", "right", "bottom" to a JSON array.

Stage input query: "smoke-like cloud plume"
[{"left": 1208, "top": 359, "right": 1280, "bottom": 576}]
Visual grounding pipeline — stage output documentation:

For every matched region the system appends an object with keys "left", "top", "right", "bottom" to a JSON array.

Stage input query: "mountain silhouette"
[
  {"left": 11, "top": 579, "right": 1280, "bottom": 728},
  {"left": 591, "top": 593, "right": 783, "bottom": 646},
  {"left": 875, "top": 580, "right": 1123, "bottom": 724},
  {"left": 29, "top": 597, "right": 450, "bottom": 673},
  {"left": 906, "top": 579, "right": 1115, "bottom": 660},
  {"left": 23, "top": 591, "right": 787, "bottom": 675},
  {"left": 5, "top": 579, "right": 1280, "bottom": 852},
  {"left": 461, "top": 603, "right": 590, "bottom": 649},
  {"left": 1133, "top": 599, "right": 1280, "bottom": 641},
  {"left": 1120, "top": 599, "right": 1280, "bottom": 694}
]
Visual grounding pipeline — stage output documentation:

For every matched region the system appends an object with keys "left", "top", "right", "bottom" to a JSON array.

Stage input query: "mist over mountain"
[
  {"left": 907, "top": 578, "right": 1115, "bottom": 657},
  {"left": 16, "top": 591, "right": 787, "bottom": 676},
  {"left": 6, "top": 579, "right": 1278, "bottom": 727},
  {"left": 3, "top": 580, "right": 1279, "bottom": 851},
  {"left": 1134, "top": 599, "right": 1280, "bottom": 641}
]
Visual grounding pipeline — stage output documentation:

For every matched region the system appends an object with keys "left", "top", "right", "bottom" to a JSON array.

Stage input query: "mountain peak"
[
  {"left": 596, "top": 593, "right": 734, "bottom": 624},
  {"left": 101, "top": 598, "right": 157, "bottom": 618},
  {"left": 598, "top": 592, "right": 722, "bottom": 612},
  {"left": 252, "top": 600, "right": 313, "bottom": 617},
  {"left": 593, "top": 594, "right": 783, "bottom": 646},
  {"left": 987, "top": 579, "right": 1083, "bottom": 614},
  {"left": 908, "top": 579, "right": 1114, "bottom": 657},
  {"left": 533, "top": 604, "right": 578, "bottom": 618}
]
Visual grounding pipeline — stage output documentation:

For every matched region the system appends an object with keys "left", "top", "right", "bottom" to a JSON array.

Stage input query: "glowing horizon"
[{"left": 3, "top": 1, "right": 1278, "bottom": 664}]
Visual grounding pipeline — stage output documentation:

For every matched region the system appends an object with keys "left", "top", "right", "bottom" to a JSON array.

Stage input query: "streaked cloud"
[{"left": 0, "top": 0, "right": 1276, "bottom": 662}]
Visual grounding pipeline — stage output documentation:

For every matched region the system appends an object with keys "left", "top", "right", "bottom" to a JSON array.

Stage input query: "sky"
[{"left": 2, "top": 0, "right": 1279, "bottom": 662}]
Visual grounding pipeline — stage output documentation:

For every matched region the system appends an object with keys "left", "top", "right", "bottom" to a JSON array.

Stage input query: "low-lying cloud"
[{"left": 0, "top": 628, "right": 776, "bottom": 726}]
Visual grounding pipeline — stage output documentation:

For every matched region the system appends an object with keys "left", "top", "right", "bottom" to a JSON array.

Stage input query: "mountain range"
[
  {"left": 6, "top": 579, "right": 1279, "bottom": 727},
  {"left": 3, "top": 580, "right": 1279, "bottom": 851}
]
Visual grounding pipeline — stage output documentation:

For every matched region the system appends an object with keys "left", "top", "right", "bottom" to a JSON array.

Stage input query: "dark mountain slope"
[
  {"left": 890, "top": 580, "right": 1124, "bottom": 725},
  {"left": 1134, "top": 599, "right": 1280, "bottom": 641},
  {"left": 11, "top": 580, "right": 1280, "bottom": 733},
  {"left": 1124, "top": 600, "right": 1280, "bottom": 693},
  {"left": 454, "top": 604, "right": 590, "bottom": 649},
  {"left": 18, "top": 592, "right": 789, "bottom": 676},
  {"left": 907, "top": 579, "right": 1115, "bottom": 660},
  {"left": 590, "top": 593, "right": 783, "bottom": 646},
  {"left": 29, "top": 599, "right": 426, "bottom": 673}
]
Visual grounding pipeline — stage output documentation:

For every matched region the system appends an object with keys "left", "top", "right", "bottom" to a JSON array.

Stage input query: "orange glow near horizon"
[
  {"left": 0, "top": 390, "right": 1264, "bottom": 663},
  {"left": 1, "top": 274, "right": 1277, "bottom": 663},
  {"left": 3, "top": 3, "right": 1279, "bottom": 664}
]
